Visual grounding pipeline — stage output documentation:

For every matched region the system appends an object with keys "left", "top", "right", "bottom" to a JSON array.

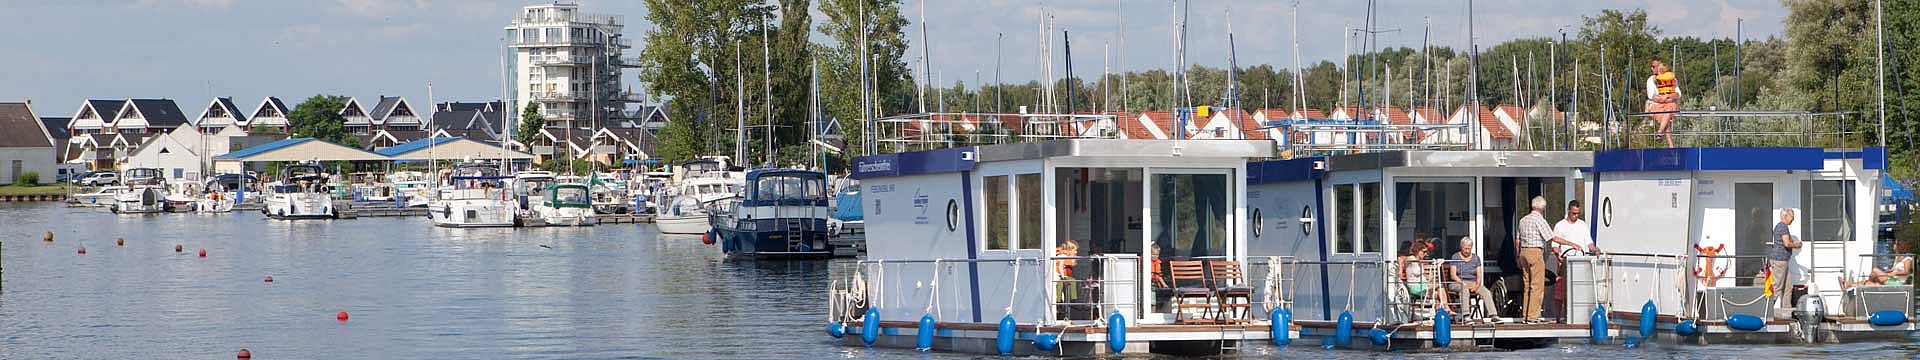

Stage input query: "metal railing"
[
  {"left": 1846, "top": 253, "right": 1916, "bottom": 318},
  {"left": 511, "top": 13, "right": 622, "bottom": 27},
  {"left": 1616, "top": 110, "right": 1866, "bottom": 149},
  {"left": 530, "top": 55, "right": 592, "bottom": 66}
]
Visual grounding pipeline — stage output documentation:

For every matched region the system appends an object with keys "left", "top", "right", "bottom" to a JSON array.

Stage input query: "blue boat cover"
[
  {"left": 1884, "top": 176, "right": 1915, "bottom": 203},
  {"left": 835, "top": 189, "right": 863, "bottom": 221}
]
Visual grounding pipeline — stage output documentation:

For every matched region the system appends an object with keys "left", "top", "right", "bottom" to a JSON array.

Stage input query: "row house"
[
  {"left": 65, "top": 99, "right": 189, "bottom": 170},
  {"left": 340, "top": 96, "right": 423, "bottom": 135},
  {"left": 192, "top": 97, "right": 249, "bottom": 134},
  {"left": 248, "top": 97, "right": 292, "bottom": 132},
  {"left": 523, "top": 126, "right": 655, "bottom": 165}
]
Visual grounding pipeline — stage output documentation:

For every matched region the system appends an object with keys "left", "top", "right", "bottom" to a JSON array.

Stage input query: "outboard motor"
[{"left": 1795, "top": 293, "right": 1824, "bottom": 343}]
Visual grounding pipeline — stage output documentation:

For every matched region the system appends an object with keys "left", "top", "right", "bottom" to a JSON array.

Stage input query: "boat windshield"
[
  {"left": 751, "top": 175, "right": 824, "bottom": 202},
  {"left": 555, "top": 187, "right": 591, "bottom": 204}
]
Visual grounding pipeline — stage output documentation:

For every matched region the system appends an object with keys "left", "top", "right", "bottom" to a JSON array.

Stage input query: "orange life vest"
[{"left": 1655, "top": 71, "right": 1677, "bottom": 95}]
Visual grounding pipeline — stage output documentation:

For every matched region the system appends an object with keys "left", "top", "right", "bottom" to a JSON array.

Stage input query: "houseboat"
[
  {"left": 1245, "top": 150, "right": 1600, "bottom": 350},
  {"left": 1591, "top": 145, "right": 1915, "bottom": 343},
  {"left": 112, "top": 168, "right": 169, "bottom": 214},
  {"left": 826, "top": 139, "right": 1287, "bottom": 356},
  {"left": 262, "top": 164, "right": 337, "bottom": 219},
  {"left": 707, "top": 169, "right": 832, "bottom": 259}
]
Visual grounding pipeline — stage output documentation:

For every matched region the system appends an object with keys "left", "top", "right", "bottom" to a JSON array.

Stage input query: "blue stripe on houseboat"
[
  {"left": 960, "top": 170, "right": 983, "bottom": 323},
  {"left": 1247, "top": 157, "right": 1325, "bottom": 185},
  {"left": 1592, "top": 147, "right": 1830, "bottom": 172},
  {"left": 851, "top": 147, "right": 977, "bottom": 179}
]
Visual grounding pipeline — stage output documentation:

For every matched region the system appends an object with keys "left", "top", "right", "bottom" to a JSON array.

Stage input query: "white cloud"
[{"left": 129, "top": 0, "right": 235, "bottom": 11}]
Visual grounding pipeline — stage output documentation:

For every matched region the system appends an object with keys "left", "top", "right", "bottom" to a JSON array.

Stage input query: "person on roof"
[{"left": 1646, "top": 58, "right": 1682, "bottom": 147}]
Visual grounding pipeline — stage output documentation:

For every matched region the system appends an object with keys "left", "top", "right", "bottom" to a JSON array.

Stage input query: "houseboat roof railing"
[
  {"left": 872, "top": 112, "right": 1120, "bottom": 152},
  {"left": 1263, "top": 117, "right": 1475, "bottom": 156},
  {"left": 1618, "top": 110, "right": 1867, "bottom": 149}
]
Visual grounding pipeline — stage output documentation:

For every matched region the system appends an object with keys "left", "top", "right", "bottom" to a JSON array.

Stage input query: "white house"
[
  {"left": 193, "top": 97, "right": 249, "bottom": 134},
  {"left": 0, "top": 101, "right": 57, "bottom": 184},
  {"left": 248, "top": 97, "right": 291, "bottom": 132},
  {"left": 119, "top": 127, "right": 202, "bottom": 180}
]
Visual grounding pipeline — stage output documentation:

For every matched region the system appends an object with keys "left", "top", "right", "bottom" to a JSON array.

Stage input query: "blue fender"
[
  {"left": 1433, "top": 308, "right": 1452, "bottom": 348},
  {"left": 1270, "top": 309, "right": 1292, "bottom": 346},
  {"left": 827, "top": 323, "right": 846, "bottom": 338},
  {"left": 1590, "top": 304, "right": 1610, "bottom": 344},
  {"left": 1367, "top": 328, "right": 1389, "bottom": 346},
  {"left": 996, "top": 314, "right": 1016, "bottom": 355},
  {"left": 1334, "top": 311, "right": 1354, "bottom": 347},
  {"left": 1725, "top": 314, "right": 1765, "bottom": 331},
  {"left": 861, "top": 308, "right": 881, "bottom": 347},
  {"left": 1032, "top": 333, "right": 1059, "bottom": 351},
  {"left": 1676, "top": 319, "right": 1699, "bottom": 336},
  {"left": 1869, "top": 310, "right": 1909, "bottom": 326},
  {"left": 916, "top": 313, "right": 936, "bottom": 351},
  {"left": 1107, "top": 311, "right": 1128, "bottom": 353},
  {"left": 1640, "top": 300, "right": 1658, "bottom": 341}
]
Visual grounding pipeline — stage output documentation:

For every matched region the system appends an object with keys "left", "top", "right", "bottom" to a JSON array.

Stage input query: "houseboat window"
[
  {"left": 1017, "top": 173, "right": 1044, "bottom": 250},
  {"left": 1801, "top": 180, "right": 1856, "bottom": 241},
  {"left": 1395, "top": 181, "right": 1472, "bottom": 256},
  {"left": 1334, "top": 184, "right": 1355, "bottom": 253},
  {"left": 1361, "top": 182, "right": 1382, "bottom": 253},
  {"left": 985, "top": 175, "right": 1010, "bottom": 250},
  {"left": 1055, "top": 168, "right": 1144, "bottom": 256},
  {"left": 1154, "top": 173, "right": 1230, "bottom": 259}
]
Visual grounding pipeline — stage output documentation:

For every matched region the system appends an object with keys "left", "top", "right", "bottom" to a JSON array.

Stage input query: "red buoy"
[
  {"left": 116, "top": 238, "right": 124, "bottom": 246},
  {"left": 337, "top": 311, "right": 350, "bottom": 321},
  {"left": 263, "top": 276, "right": 274, "bottom": 283},
  {"left": 199, "top": 249, "right": 207, "bottom": 258},
  {"left": 702, "top": 232, "right": 714, "bottom": 245},
  {"left": 236, "top": 348, "right": 252, "bottom": 359},
  {"left": 77, "top": 246, "right": 86, "bottom": 254}
]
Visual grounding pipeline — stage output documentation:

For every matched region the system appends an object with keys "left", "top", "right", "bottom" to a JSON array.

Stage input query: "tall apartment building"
[{"left": 504, "top": 2, "right": 638, "bottom": 131}]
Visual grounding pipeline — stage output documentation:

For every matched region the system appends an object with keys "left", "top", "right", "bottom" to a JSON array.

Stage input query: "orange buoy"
[
  {"left": 77, "top": 246, "right": 86, "bottom": 254},
  {"left": 175, "top": 244, "right": 184, "bottom": 252},
  {"left": 117, "top": 238, "right": 124, "bottom": 246},
  {"left": 337, "top": 311, "right": 350, "bottom": 321},
  {"left": 43, "top": 231, "right": 52, "bottom": 242},
  {"left": 263, "top": 276, "right": 274, "bottom": 283},
  {"left": 236, "top": 349, "right": 252, "bottom": 359},
  {"left": 199, "top": 249, "right": 207, "bottom": 258}
]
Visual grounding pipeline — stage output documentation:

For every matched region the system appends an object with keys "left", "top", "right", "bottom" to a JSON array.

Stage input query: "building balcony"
[
  {"left": 530, "top": 92, "right": 588, "bottom": 102},
  {"left": 530, "top": 55, "right": 593, "bottom": 66},
  {"left": 510, "top": 38, "right": 608, "bottom": 48},
  {"left": 531, "top": 145, "right": 558, "bottom": 155}
]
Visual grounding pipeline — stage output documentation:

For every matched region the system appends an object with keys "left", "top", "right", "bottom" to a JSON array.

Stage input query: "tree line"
[{"left": 633, "top": 1, "right": 1920, "bottom": 175}]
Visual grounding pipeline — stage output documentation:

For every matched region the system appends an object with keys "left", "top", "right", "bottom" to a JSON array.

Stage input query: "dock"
[
  {"left": 592, "top": 213, "right": 653, "bottom": 224},
  {"left": 830, "top": 221, "right": 865, "bottom": 257}
]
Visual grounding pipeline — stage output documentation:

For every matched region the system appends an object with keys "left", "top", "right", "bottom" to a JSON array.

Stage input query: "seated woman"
[
  {"left": 1397, "top": 239, "right": 1452, "bottom": 318},
  {"left": 1844, "top": 248, "right": 1914, "bottom": 288}
]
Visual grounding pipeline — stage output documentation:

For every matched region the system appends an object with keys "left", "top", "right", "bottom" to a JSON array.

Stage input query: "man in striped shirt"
[{"left": 1516, "top": 196, "right": 1599, "bottom": 323}]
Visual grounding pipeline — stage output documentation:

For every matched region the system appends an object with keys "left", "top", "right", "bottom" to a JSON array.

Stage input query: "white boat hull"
[
  {"left": 264, "top": 193, "right": 335, "bottom": 219},
  {"left": 655, "top": 214, "right": 710, "bottom": 234},
  {"left": 430, "top": 200, "right": 518, "bottom": 228}
]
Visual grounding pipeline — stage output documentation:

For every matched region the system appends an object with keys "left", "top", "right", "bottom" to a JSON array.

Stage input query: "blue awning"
[{"left": 1883, "top": 176, "right": 1915, "bottom": 203}]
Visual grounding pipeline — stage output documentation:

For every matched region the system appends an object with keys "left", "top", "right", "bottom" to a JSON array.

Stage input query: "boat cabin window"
[
  {"left": 983, "top": 173, "right": 1044, "bottom": 251},
  {"left": 1802, "top": 179, "right": 1856, "bottom": 242},
  {"left": 1395, "top": 181, "right": 1473, "bottom": 256},
  {"left": 1056, "top": 168, "right": 1144, "bottom": 257},
  {"left": 556, "top": 187, "right": 589, "bottom": 203},
  {"left": 1332, "top": 182, "right": 1382, "bottom": 254},
  {"left": 1153, "top": 173, "right": 1231, "bottom": 259},
  {"left": 985, "top": 175, "right": 1011, "bottom": 250}
]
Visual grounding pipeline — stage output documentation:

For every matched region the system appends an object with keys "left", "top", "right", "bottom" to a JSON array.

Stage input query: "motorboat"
[
  {"left": 532, "top": 183, "right": 595, "bottom": 226},
  {"left": 262, "top": 164, "right": 336, "bottom": 219},
  {"left": 111, "top": 168, "right": 168, "bottom": 214},
  {"left": 656, "top": 174, "right": 739, "bottom": 235},
  {"left": 390, "top": 171, "right": 433, "bottom": 208},
  {"left": 428, "top": 165, "right": 517, "bottom": 228},
  {"left": 708, "top": 169, "right": 832, "bottom": 258},
  {"left": 511, "top": 171, "right": 557, "bottom": 212}
]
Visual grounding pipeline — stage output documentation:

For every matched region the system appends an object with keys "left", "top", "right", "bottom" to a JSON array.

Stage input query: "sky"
[{"left": 0, "top": 0, "right": 1787, "bottom": 119}]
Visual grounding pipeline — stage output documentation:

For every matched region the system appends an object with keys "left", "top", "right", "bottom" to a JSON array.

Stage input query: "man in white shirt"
[{"left": 1549, "top": 199, "right": 1599, "bottom": 319}]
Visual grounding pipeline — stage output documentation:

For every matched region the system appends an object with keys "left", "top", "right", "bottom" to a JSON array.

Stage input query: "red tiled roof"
[
  {"left": 1380, "top": 107, "right": 1413, "bottom": 125},
  {"left": 1477, "top": 107, "right": 1511, "bottom": 139},
  {"left": 1292, "top": 109, "right": 1327, "bottom": 119}
]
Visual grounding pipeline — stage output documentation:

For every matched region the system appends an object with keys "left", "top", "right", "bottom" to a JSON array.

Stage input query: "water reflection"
[{"left": 0, "top": 202, "right": 1915, "bottom": 358}]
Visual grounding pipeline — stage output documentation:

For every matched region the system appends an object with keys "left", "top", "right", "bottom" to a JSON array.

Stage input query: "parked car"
[
  {"left": 57, "top": 170, "right": 94, "bottom": 183},
  {"left": 76, "top": 172, "right": 119, "bottom": 186}
]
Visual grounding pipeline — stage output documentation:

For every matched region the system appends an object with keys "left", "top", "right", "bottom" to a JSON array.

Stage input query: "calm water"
[{"left": 1, "top": 202, "right": 1917, "bottom": 359}]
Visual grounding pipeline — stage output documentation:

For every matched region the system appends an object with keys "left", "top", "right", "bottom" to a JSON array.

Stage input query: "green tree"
[
  {"left": 287, "top": 95, "right": 355, "bottom": 147},
  {"left": 817, "top": 0, "right": 914, "bottom": 157},
  {"left": 517, "top": 102, "right": 546, "bottom": 145}
]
